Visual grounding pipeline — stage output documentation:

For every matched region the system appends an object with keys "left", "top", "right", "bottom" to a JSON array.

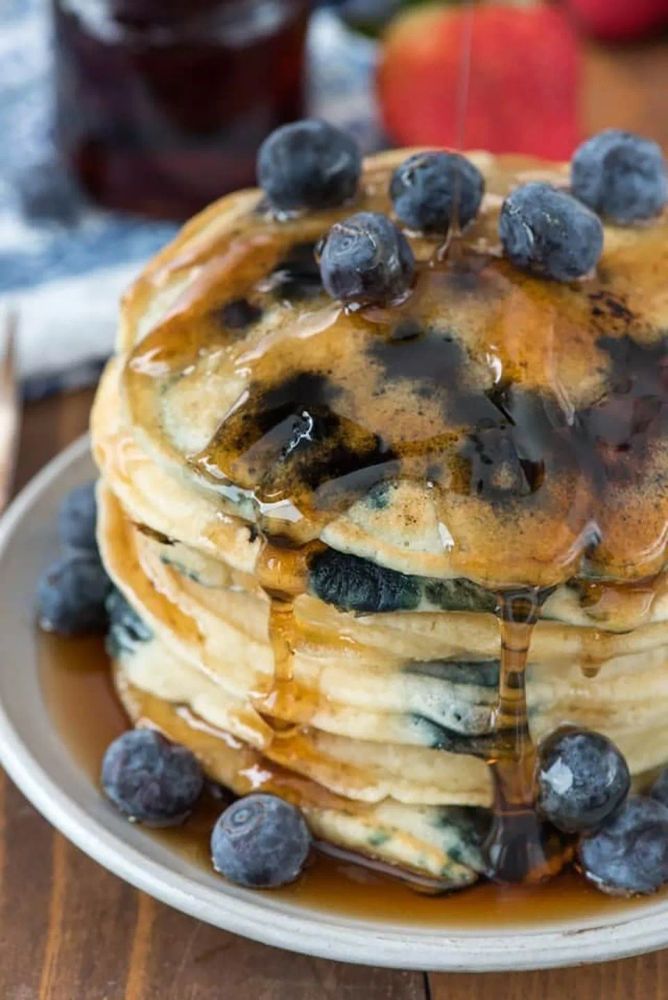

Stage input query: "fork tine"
[{"left": 0, "top": 312, "right": 20, "bottom": 511}]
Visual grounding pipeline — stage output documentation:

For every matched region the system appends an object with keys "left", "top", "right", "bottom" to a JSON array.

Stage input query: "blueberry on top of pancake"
[{"left": 119, "top": 141, "right": 668, "bottom": 588}]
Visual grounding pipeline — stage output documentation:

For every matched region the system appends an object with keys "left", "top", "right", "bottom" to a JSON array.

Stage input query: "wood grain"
[{"left": 430, "top": 951, "right": 668, "bottom": 1000}]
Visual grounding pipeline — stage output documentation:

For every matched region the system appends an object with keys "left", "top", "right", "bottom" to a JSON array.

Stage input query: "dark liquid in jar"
[
  {"left": 38, "top": 631, "right": 659, "bottom": 927},
  {"left": 52, "top": 0, "right": 310, "bottom": 218}
]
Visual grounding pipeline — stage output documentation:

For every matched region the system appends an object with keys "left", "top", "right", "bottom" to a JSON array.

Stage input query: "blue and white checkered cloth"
[{"left": 0, "top": 1, "right": 380, "bottom": 399}]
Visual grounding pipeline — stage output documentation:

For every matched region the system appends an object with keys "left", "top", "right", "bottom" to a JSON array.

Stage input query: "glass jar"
[{"left": 52, "top": 0, "right": 311, "bottom": 218}]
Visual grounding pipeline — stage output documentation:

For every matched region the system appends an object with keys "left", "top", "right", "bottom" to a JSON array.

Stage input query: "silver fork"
[{"left": 0, "top": 313, "right": 20, "bottom": 512}]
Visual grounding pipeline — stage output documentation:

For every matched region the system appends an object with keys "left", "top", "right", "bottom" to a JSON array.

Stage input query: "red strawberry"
[
  {"left": 565, "top": 0, "right": 667, "bottom": 41},
  {"left": 377, "top": 3, "right": 582, "bottom": 160}
]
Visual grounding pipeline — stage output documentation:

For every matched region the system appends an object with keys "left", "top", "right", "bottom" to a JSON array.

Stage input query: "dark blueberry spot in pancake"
[
  {"left": 282, "top": 409, "right": 331, "bottom": 460},
  {"left": 204, "top": 371, "right": 397, "bottom": 507},
  {"left": 437, "top": 807, "right": 491, "bottom": 862},
  {"left": 106, "top": 589, "right": 152, "bottom": 658},
  {"left": 406, "top": 660, "right": 500, "bottom": 687},
  {"left": 368, "top": 327, "right": 463, "bottom": 402},
  {"left": 462, "top": 424, "right": 544, "bottom": 499},
  {"left": 392, "top": 318, "right": 423, "bottom": 342},
  {"left": 411, "top": 715, "right": 501, "bottom": 757},
  {"left": 369, "top": 327, "right": 555, "bottom": 457},
  {"left": 365, "top": 482, "right": 392, "bottom": 510},
  {"left": 367, "top": 831, "right": 391, "bottom": 848},
  {"left": 218, "top": 298, "right": 263, "bottom": 331},
  {"left": 269, "top": 242, "right": 323, "bottom": 301},
  {"left": 310, "top": 549, "right": 499, "bottom": 614},
  {"left": 577, "top": 334, "right": 668, "bottom": 487},
  {"left": 417, "top": 700, "right": 493, "bottom": 736},
  {"left": 423, "top": 578, "right": 497, "bottom": 613},
  {"left": 434, "top": 807, "right": 490, "bottom": 874},
  {"left": 588, "top": 291, "right": 635, "bottom": 328},
  {"left": 309, "top": 550, "right": 421, "bottom": 612},
  {"left": 484, "top": 381, "right": 514, "bottom": 422},
  {"left": 460, "top": 387, "right": 572, "bottom": 503},
  {"left": 247, "top": 524, "right": 259, "bottom": 544}
]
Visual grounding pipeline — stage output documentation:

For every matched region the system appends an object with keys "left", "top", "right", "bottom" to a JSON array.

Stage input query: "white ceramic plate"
[{"left": 1, "top": 435, "right": 668, "bottom": 971}]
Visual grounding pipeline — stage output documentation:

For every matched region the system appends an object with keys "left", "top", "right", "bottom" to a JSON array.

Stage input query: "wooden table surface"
[{"left": 3, "top": 34, "right": 668, "bottom": 1000}]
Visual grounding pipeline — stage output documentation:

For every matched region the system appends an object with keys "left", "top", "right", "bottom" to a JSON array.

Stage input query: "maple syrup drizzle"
[
  {"left": 254, "top": 539, "right": 315, "bottom": 737},
  {"left": 444, "top": 0, "right": 476, "bottom": 262},
  {"left": 483, "top": 590, "right": 565, "bottom": 884}
]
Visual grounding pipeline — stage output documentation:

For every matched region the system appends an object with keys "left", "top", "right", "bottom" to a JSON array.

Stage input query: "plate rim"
[{"left": 0, "top": 434, "right": 667, "bottom": 971}]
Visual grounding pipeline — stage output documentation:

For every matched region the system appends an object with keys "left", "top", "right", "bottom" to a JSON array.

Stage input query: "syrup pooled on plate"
[{"left": 40, "top": 631, "right": 662, "bottom": 925}]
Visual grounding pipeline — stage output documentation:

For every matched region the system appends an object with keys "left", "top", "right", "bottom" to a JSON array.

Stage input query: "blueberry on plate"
[
  {"left": 36, "top": 552, "right": 110, "bottom": 635},
  {"left": 537, "top": 727, "right": 630, "bottom": 834},
  {"left": 390, "top": 151, "right": 484, "bottom": 234},
  {"left": 578, "top": 796, "right": 668, "bottom": 896},
  {"left": 319, "top": 211, "right": 415, "bottom": 305},
  {"left": 102, "top": 729, "right": 204, "bottom": 826},
  {"left": 211, "top": 793, "right": 311, "bottom": 888},
  {"left": 499, "top": 182, "right": 603, "bottom": 281},
  {"left": 257, "top": 119, "right": 361, "bottom": 212},
  {"left": 571, "top": 129, "right": 668, "bottom": 224},
  {"left": 58, "top": 480, "right": 98, "bottom": 551}
]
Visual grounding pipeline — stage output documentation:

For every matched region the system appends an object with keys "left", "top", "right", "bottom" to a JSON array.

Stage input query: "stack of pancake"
[{"left": 92, "top": 149, "right": 668, "bottom": 889}]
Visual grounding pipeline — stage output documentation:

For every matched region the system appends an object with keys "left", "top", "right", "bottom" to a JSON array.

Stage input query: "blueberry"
[
  {"left": 36, "top": 553, "right": 111, "bottom": 635},
  {"left": 499, "top": 183, "right": 603, "bottom": 281},
  {"left": 650, "top": 769, "right": 668, "bottom": 808},
  {"left": 319, "top": 211, "right": 415, "bottom": 305},
  {"left": 578, "top": 796, "right": 668, "bottom": 896},
  {"left": 211, "top": 793, "right": 311, "bottom": 888},
  {"left": 257, "top": 119, "right": 361, "bottom": 212},
  {"left": 310, "top": 549, "right": 421, "bottom": 612},
  {"left": 537, "top": 727, "right": 630, "bottom": 834},
  {"left": 571, "top": 129, "right": 668, "bottom": 224},
  {"left": 102, "top": 729, "right": 204, "bottom": 826},
  {"left": 390, "top": 152, "right": 484, "bottom": 234},
  {"left": 105, "top": 588, "right": 152, "bottom": 658},
  {"left": 58, "top": 481, "right": 98, "bottom": 551},
  {"left": 218, "top": 298, "right": 263, "bottom": 330}
]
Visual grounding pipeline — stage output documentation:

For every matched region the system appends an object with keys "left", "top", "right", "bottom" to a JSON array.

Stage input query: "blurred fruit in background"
[
  {"left": 377, "top": 2, "right": 581, "bottom": 159},
  {"left": 564, "top": 0, "right": 668, "bottom": 41}
]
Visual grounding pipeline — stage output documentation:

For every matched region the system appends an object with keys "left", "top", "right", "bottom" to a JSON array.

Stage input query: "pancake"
[
  {"left": 91, "top": 143, "right": 668, "bottom": 890},
  {"left": 113, "top": 148, "right": 668, "bottom": 588},
  {"left": 93, "top": 358, "right": 668, "bottom": 634},
  {"left": 98, "top": 483, "right": 668, "bottom": 780}
]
